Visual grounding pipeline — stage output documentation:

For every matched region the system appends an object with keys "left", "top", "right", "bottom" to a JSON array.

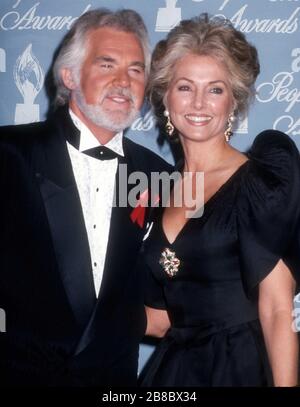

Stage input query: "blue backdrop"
[{"left": 1, "top": 0, "right": 300, "bottom": 373}]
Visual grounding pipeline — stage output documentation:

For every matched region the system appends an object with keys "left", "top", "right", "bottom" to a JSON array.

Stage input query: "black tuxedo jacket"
[{"left": 0, "top": 107, "right": 172, "bottom": 386}]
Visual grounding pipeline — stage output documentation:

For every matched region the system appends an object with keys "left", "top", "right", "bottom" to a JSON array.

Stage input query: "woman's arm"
[
  {"left": 259, "top": 259, "right": 298, "bottom": 386},
  {"left": 145, "top": 306, "right": 171, "bottom": 337}
]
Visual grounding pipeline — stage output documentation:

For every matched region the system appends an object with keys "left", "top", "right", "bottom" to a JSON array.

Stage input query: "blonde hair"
[{"left": 148, "top": 13, "right": 260, "bottom": 126}]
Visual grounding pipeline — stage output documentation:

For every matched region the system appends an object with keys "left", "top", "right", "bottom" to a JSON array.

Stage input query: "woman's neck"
[{"left": 181, "top": 135, "right": 234, "bottom": 173}]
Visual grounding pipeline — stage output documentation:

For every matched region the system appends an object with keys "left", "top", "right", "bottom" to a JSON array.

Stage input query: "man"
[{"left": 0, "top": 9, "right": 171, "bottom": 386}]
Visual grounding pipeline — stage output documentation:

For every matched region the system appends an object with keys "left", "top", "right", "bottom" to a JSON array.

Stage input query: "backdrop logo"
[
  {"left": 217, "top": 4, "right": 299, "bottom": 33},
  {"left": 0, "top": 308, "right": 6, "bottom": 333},
  {"left": 14, "top": 44, "right": 44, "bottom": 124},
  {"left": 292, "top": 293, "right": 300, "bottom": 332},
  {"left": 131, "top": 111, "right": 155, "bottom": 132},
  {"left": 0, "top": 48, "right": 6, "bottom": 72},
  {"left": 155, "top": 0, "right": 181, "bottom": 32},
  {"left": 235, "top": 115, "right": 248, "bottom": 134},
  {"left": 0, "top": 1, "right": 91, "bottom": 31},
  {"left": 219, "top": 0, "right": 231, "bottom": 10},
  {"left": 257, "top": 48, "right": 300, "bottom": 135}
]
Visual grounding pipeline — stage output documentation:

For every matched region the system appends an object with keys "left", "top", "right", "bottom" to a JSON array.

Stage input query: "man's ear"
[{"left": 60, "top": 68, "right": 77, "bottom": 90}]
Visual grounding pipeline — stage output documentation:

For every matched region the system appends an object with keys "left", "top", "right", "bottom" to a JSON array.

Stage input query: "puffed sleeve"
[{"left": 237, "top": 130, "right": 300, "bottom": 298}]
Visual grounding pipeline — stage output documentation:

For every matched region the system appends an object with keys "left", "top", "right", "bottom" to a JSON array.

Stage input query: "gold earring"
[
  {"left": 164, "top": 110, "right": 174, "bottom": 136},
  {"left": 224, "top": 113, "right": 235, "bottom": 142}
]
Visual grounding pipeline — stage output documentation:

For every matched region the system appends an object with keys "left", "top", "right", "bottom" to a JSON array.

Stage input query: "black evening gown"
[{"left": 141, "top": 130, "right": 300, "bottom": 387}]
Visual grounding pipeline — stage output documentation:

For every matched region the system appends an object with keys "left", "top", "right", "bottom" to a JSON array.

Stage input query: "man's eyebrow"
[
  {"left": 130, "top": 61, "right": 145, "bottom": 70},
  {"left": 95, "top": 55, "right": 145, "bottom": 70},
  {"left": 95, "top": 55, "right": 116, "bottom": 63}
]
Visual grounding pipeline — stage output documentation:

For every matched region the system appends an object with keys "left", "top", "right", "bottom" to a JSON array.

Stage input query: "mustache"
[{"left": 103, "top": 87, "right": 135, "bottom": 103}]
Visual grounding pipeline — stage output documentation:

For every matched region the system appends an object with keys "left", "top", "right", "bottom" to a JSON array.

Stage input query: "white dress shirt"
[{"left": 67, "top": 109, "right": 124, "bottom": 297}]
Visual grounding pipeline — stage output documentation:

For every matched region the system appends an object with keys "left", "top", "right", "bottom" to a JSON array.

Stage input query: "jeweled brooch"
[{"left": 159, "top": 247, "right": 180, "bottom": 277}]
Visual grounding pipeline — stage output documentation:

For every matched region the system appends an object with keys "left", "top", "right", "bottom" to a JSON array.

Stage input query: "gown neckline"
[{"left": 161, "top": 159, "right": 250, "bottom": 246}]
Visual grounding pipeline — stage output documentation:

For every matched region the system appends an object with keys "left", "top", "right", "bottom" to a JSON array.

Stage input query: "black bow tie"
[{"left": 82, "top": 145, "right": 121, "bottom": 160}]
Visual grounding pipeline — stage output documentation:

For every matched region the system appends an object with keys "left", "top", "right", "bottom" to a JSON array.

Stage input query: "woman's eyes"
[
  {"left": 177, "top": 85, "right": 191, "bottom": 91},
  {"left": 210, "top": 87, "right": 223, "bottom": 94},
  {"left": 177, "top": 85, "right": 224, "bottom": 94}
]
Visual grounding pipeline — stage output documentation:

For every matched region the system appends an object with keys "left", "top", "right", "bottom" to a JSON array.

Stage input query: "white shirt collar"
[{"left": 69, "top": 108, "right": 124, "bottom": 157}]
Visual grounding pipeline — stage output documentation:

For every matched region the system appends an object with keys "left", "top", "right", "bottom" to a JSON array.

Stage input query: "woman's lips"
[{"left": 184, "top": 114, "right": 213, "bottom": 125}]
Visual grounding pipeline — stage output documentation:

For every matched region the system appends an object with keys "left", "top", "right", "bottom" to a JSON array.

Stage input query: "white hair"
[{"left": 53, "top": 8, "right": 150, "bottom": 107}]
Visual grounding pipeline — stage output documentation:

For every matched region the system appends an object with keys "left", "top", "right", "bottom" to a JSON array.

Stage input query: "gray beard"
[{"left": 74, "top": 88, "right": 139, "bottom": 133}]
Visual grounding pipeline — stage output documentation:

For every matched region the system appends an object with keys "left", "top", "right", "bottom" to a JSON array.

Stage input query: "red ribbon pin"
[{"left": 130, "top": 189, "right": 160, "bottom": 228}]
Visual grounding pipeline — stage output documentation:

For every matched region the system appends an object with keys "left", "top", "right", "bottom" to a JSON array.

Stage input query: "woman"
[{"left": 141, "top": 14, "right": 300, "bottom": 386}]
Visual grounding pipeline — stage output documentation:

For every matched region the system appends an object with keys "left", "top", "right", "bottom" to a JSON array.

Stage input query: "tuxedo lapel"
[
  {"left": 36, "top": 111, "right": 96, "bottom": 329},
  {"left": 100, "top": 143, "right": 139, "bottom": 295},
  {"left": 74, "top": 138, "right": 146, "bottom": 354}
]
